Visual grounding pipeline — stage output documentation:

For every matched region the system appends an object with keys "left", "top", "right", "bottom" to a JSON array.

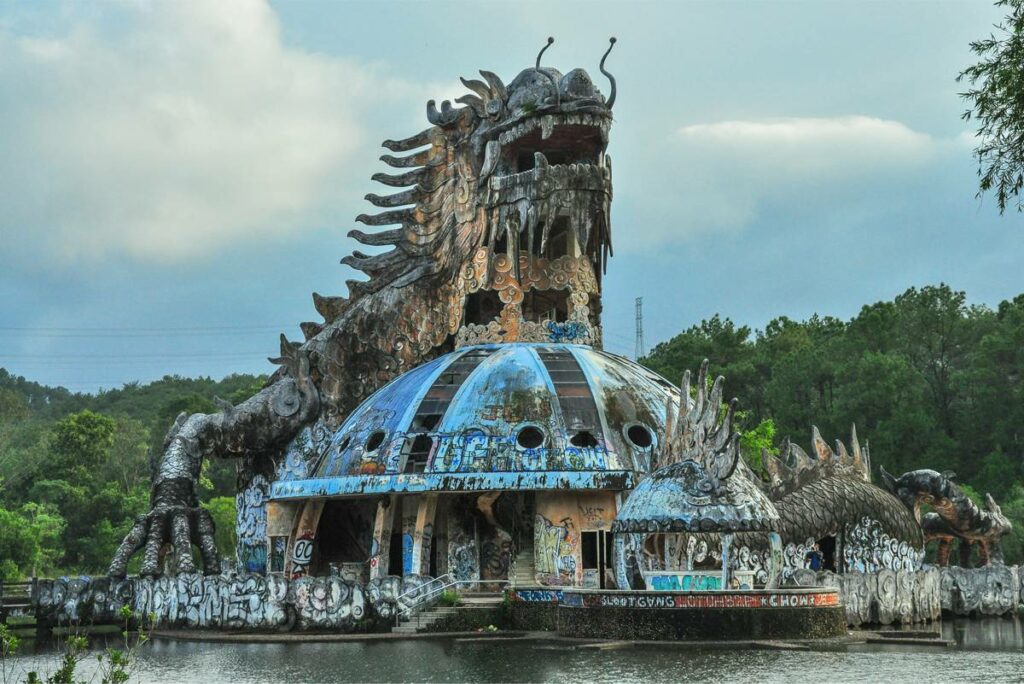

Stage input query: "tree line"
[
  {"left": 642, "top": 284, "right": 1024, "bottom": 563},
  {"left": 0, "top": 371, "right": 264, "bottom": 580}
]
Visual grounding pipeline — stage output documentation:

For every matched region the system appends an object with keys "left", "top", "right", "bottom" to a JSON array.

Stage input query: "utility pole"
[{"left": 634, "top": 297, "right": 645, "bottom": 360}]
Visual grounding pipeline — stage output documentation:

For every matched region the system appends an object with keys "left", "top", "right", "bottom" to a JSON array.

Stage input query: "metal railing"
[{"left": 394, "top": 575, "right": 510, "bottom": 626}]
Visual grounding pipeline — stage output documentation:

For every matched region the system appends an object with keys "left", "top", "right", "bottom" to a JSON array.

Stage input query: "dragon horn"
[
  {"left": 599, "top": 37, "right": 617, "bottom": 109},
  {"left": 534, "top": 37, "right": 560, "bottom": 107}
]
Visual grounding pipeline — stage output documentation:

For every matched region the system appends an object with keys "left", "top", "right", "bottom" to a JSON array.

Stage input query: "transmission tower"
[{"left": 634, "top": 297, "right": 645, "bottom": 360}]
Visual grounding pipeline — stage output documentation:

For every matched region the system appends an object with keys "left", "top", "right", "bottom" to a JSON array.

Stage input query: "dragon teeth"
[{"left": 541, "top": 115, "right": 555, "bottom": 140}]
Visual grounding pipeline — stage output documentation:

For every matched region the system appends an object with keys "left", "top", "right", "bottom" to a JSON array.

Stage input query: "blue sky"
[{"left": 1, "top": 0, "right": 1021, "bottom": 392}]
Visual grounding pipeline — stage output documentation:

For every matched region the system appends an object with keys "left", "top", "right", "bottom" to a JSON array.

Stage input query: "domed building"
[{"left": 267, "top": 342, "right": 680, "bottom": 589}]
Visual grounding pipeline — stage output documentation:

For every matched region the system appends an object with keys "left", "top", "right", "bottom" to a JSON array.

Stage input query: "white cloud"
[
  {"left": 622, "top": 116, "right": 953, "bottom": 248},
  {"left": 0, "top": 0, "right": 429, "bottom": 266}
]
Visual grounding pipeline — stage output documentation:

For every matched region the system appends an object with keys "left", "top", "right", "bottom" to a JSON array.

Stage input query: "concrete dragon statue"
[
  {"left": 110, "top": 39, "right": 618, "bottom": 578},
  {"left": 880, "top": 468, "right": 1012, "bottom": 566},
  {"left": 622, "top": 361, "right": 924, "bottom": 582}
]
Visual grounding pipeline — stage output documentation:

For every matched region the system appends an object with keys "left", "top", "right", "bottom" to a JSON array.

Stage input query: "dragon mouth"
[{"left": 480, "top": 112, "right": 612, "bottom": 261}]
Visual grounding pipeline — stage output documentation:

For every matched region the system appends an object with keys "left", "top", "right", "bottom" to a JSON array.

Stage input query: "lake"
[{"left": 3, "top": 619, "right": 1023, "bottom": 683}]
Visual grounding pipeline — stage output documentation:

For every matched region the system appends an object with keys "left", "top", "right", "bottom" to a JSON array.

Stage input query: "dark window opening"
[
  {"left": 388, "top": 531, "right": 404, "bottom": 576},
  {"left": 625, "top": 424, "right": 653, "bottom": 449},
  {"left": 413, "top": 414, "right": 441, "bottom": 431},
  {"left": 522, "top": 289, "right": 569, "bottom": 323},
  {"left": 404, "top": 434, "right": 434, "bottom": 474},
  {"left": 516, "top": 426, "right": 545, "bottom": 449},
  {"left": 366, "top": 430, "right": 386, "bottom": 453},
  {"left": 816, "top": 535, "right": 837, "bottom": 573},
  {"left": 570, "top": 431, "right": 599, "bottom": 448},
  {"left": 545, "top": 218, "right": 572, "bottom": 259},
  {"left": 311, "top": 500, "right": 376, "bottom": 577},
  {"left": 464, "top": 290, "right": 503, "bottom": 326},
  {"left": 338, "top": 436, "right": 351, "bottom": 452},
  {"left": 581, "top": 531, "right": 599, "bottom": 569}
]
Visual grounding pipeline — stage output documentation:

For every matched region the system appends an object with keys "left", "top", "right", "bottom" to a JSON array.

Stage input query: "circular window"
[
  {"left": 365, "top": 430, "right": 386, "bottom": 452},
  {"left": 624, "top": 423, "right": 654, "bottom": 449},
  {"left": 516, "top": 425, "right": 545, "bottom": 450},
  {"left": 569, "top": 431, "right": 599, "bottom": 448}
]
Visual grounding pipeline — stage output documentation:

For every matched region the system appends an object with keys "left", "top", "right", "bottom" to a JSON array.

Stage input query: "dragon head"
[{"left": 329, "top": 39, "right": 616, "bottom": 348}]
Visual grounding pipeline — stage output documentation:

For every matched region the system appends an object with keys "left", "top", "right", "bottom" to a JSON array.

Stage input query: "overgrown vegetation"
[
  {"left": 0, "top": 372, "right": 264, "bottom": 579},
  {"left": 643, "top": 284, "right": 1024, "bottom": 563}
]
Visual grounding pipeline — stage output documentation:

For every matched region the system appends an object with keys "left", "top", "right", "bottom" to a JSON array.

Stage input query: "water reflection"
[{"left": 2, "top": 619, "right": 1022, "bottom": 683}]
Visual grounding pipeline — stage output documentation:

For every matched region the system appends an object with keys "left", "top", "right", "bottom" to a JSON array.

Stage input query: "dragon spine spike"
[
  {"left": 300, "top": 322, "right": 323, "bottom": 341},
  {"left": 835, "top": 439, "right": 849, "bottom": 463},
  {"left": 311, "top": 292, "right": 348, "bottom": 322},
  {"left": 811, "top": 425, "right": 832, "bottom": 461},
  {"left": 355, "top": 209, "right": 416, "bottom": 227},
  {"left": 364, "top": 187, "right": 424, "bottom": 208},
  {"left": 382, "top": 128, "right": 438, "bottom": 152},
  {"left": 663, "top": 360, "right": 741, "bottom": 482},
  {"left": 348, "top": 228, "right": 403, "bottom": 248},
  {"left": 455, "top": 94, "right": 486, "bottom": 117},
  {"left": 371, "top": 169, "right": 427, "bottom": 187},
  {"left": 479, "top": 70, "right": 507, "bottom": 101},
  {"left": 380, "top": 148, "right": 440, "bottom": 168},
  {"left": 426, "top": 99, "right": 460, "bottom": 127},
  {"left": 459, "top": 77, "right": 492, "bottom": 101}
]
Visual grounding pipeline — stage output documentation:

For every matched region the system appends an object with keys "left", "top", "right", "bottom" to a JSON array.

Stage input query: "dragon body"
[
  {"left": 110, "top": 41, "right": 618, "bottom": 577},
  {"left": 881, "top": 468, "right": 1012, "bottom": 565}
]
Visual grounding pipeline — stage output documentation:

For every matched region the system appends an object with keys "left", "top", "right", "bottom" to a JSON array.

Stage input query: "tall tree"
[{"left": 960, "top": 0, "right": 1024, "bottom": 212}]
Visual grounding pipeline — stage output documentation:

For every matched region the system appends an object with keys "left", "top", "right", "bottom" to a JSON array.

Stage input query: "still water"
[{"left": 4, "top": 619, "right": 1023, "bottom": 683}]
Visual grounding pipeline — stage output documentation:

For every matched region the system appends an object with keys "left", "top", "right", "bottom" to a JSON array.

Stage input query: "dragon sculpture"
[
  {"left": 620, "top": 361, "right": 924, "bottom": 583},
  {"left": 880, "top": 468, "right": 1012, "bottom": 566},
  {"left": 109, "top": 37, "right": 997, "bottom": 585},
  {"left": 110, "top": 39, "right": 618, "bottom": 578}
]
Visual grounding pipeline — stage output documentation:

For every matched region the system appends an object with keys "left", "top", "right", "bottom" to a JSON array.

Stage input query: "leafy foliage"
[
  {"left": 0, "top": 372, "right": 263, "bottom": 577},
  {"left": 960, "top": 0, "right": 1024, "bottom": 212}
]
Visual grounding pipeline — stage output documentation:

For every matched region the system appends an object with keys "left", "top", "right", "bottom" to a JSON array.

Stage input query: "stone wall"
[
  {"left": 34, "top": 573, "right": 435, "bottom": 631},
  {"left": 808, "top": 565, "right": 1024, "bottom": 626},
  {"left": 939, "top": 565, "right": 1023, "bottom": 617},
  {"left": 815, "top": 567, "right": 942, "bottom": 627}
]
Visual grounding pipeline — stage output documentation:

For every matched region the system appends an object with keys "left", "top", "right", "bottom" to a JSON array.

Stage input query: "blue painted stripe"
[{"left": 269, "top": 470, "right": 636, "bottom": 499}]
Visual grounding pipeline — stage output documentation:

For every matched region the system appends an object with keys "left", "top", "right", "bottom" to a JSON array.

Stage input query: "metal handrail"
[{"left": 394, "top": 576, "right": 510, "bottom": 625}]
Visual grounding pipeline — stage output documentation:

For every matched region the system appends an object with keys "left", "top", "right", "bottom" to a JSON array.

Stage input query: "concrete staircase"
[
  {"left": 511, "top": 543, "right": 536, "bottom": 587},
  {"left": 392, "top": 595, "right": 503, "bottom": 634}
]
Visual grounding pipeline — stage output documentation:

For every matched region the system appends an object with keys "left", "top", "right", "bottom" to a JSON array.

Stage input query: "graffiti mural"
[
  {"left": 35, "top": 572, "right": 440, "bottom": 631},
  {"left": 277, "top": 419, "right": 334, "bottom": 481},
  {"left": 236, "top": 473, "right": 270, "bottom": 573},
  {"left": 535, "top": 514, "right": 578, "bottom": 586}
]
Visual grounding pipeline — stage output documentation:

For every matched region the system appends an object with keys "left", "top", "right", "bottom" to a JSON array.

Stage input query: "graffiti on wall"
[
  {"left": 277, "top": 419, "right": 333, "bottom": 481},
  {"left": 35, "top": 573, "right": 435, "bottom": 631},
  {"left": 447, "top": 518, "right": 479, "bottom": 586},
  {"left": 236, "top": 474, "right": 269, "bottom": 573},
  {"left": 535, "top": 514, "right": 578, "bottom": 586}
]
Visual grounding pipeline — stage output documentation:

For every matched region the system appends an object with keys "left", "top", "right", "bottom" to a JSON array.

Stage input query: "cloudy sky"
[{"left": 1, "top": 0, "right": 1021, "bottom": 392}]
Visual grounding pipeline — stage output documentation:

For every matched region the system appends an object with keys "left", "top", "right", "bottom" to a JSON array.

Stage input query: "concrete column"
[
  {"left": 721, "top": 533, "right": 733, "bottom": 588},
  {"left": 411, "top": 494, "right": 438, "bottom": 576},
  {"left": 766, "top": 532, "right": 783, "bottom": 590},
  {"left": 369, "top": 495, "right": 396, "bottom": 580}
]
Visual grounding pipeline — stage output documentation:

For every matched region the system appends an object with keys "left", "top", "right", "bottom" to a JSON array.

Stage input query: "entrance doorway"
[
  {"left": 817, "top": 535, "right": 837, "bottom": 572},
  {"left": 581, "top": 530, "right": 614, "bottom": 588}
]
